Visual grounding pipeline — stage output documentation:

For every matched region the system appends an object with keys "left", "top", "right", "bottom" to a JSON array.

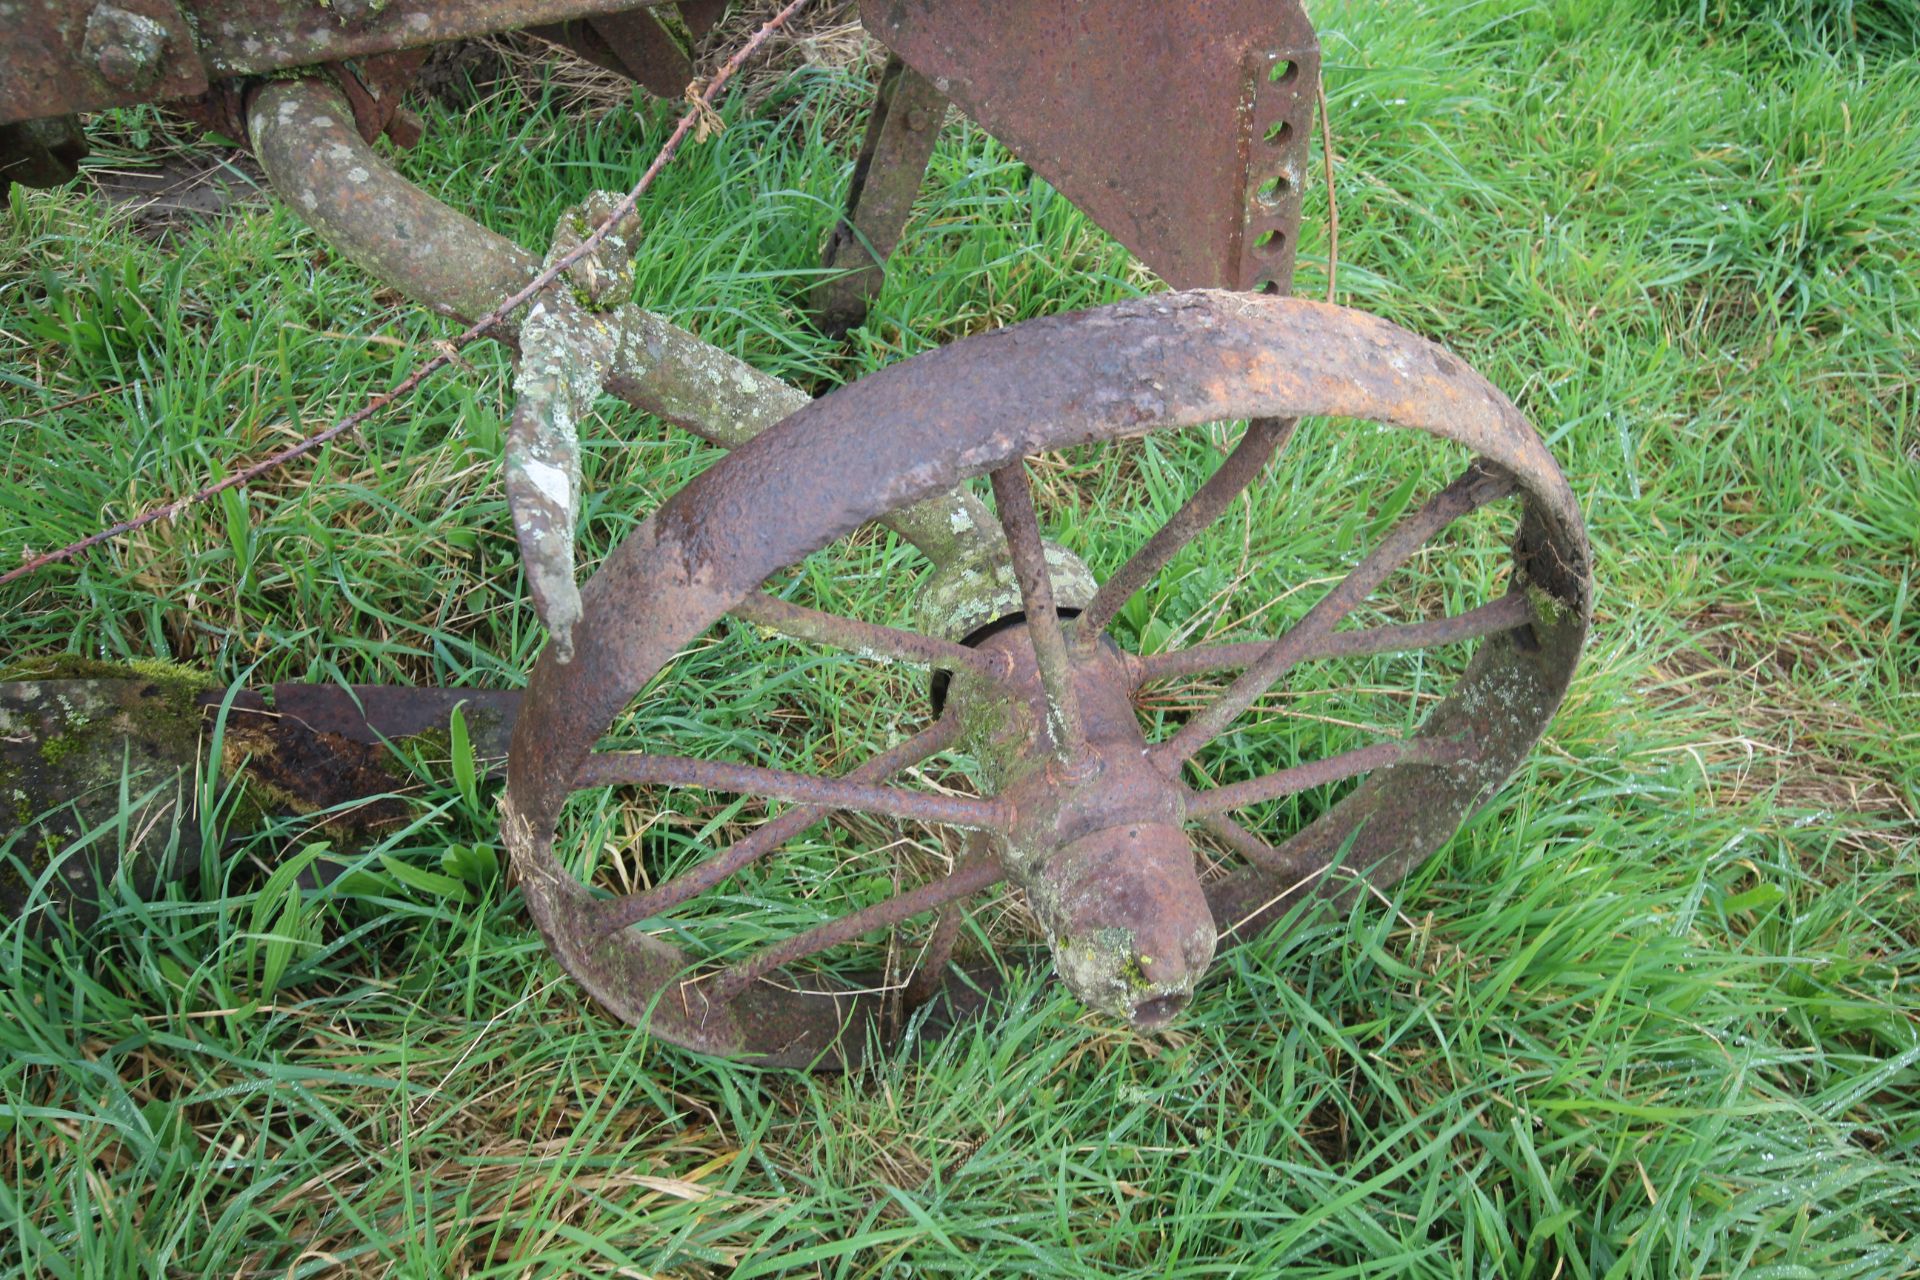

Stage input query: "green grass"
[{"left": 2, "top": 0, "right": 1918, "bottom": 1275}]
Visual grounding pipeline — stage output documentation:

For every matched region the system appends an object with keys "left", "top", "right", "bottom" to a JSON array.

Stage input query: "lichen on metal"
[{"left": 504, "top": 192, "right": 646, "bottom": 660}]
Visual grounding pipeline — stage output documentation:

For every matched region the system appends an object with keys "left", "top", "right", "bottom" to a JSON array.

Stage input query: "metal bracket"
[
  {"left": 527, "top": 8, "right": 694, "bottom": 98},
  {"left": 810, "top": 55, "right": 948, "bottom": 335}
]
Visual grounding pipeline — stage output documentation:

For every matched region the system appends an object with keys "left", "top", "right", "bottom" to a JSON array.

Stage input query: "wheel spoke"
[
  {"left": 710, "top": 856, "right": 1005, "bottom": 1001},
  {"left": 1153, "top": 463, "right": 1516, "bottom": 766},
  {"left": 589, "top": 718, "right": 959, "bottom": 934},
  {"left": 989, "top": 460, "right": 1086, "bottom": 760},
  {"left": 1077, "top": 416, "right": 1297, "bottom": 640},
  {"left": 1136, "top": 592, "right": 1534, "bottom": 683},
  {"left": 903, "top": 835, "right": 991, "bottom": 1007},
  {"left": 1191, "top": 812, "right": 1310, "bottom": 878},
  {"left": 732, "top": 591, "right": 1004, "bottom": 678},
  {"left": 575, "top": 750, "right": 1006, "bottom": 831},
  {"left": 1185, "top": 738, "right": 1466, "bottom": 817}
]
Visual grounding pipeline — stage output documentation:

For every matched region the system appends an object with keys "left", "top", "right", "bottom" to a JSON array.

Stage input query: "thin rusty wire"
[{"left": 0, "top": 0, "right": 814, "bottom": 590}]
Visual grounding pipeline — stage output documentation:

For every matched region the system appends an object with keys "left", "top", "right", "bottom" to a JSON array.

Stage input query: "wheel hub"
[{"left": 952, "top": 626, "right": 1214, "bottom": 1031}]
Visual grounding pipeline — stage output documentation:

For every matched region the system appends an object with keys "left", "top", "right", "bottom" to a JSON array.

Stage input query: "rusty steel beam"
[
  {"left": 525, "top": 9, "right": 694, "bottom": 98},
  {"left": 0, "top": 0, "right": 695, "bottom": 126}
]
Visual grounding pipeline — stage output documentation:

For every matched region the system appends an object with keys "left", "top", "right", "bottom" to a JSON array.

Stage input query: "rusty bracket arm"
[{"left": 810, "top": 55, "right": 948, "bottom": 336}]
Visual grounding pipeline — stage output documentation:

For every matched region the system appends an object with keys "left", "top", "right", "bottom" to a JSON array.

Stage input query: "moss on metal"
[{"left": 0, "top": 669, "right": 209, "bottom": 930}]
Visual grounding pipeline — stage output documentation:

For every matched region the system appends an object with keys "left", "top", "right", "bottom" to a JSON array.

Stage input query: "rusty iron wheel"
[{"left": 500, "top": 290, "right": 1591, "bottom": 1068}]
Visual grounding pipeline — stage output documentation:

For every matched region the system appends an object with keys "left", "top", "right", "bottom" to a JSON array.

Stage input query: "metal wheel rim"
[{"left": 501, "top": 290, "right": 1592, "bottom": 1067}]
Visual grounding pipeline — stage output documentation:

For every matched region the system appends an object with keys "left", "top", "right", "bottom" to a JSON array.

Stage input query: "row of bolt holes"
[{"left": 1255, "top": 59, "right": 1306, "bottom": 294}]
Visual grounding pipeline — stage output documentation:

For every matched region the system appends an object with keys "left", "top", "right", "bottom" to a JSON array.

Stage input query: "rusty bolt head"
[{"left": 83, "top": 4, "right": 170, "bottom": 92}]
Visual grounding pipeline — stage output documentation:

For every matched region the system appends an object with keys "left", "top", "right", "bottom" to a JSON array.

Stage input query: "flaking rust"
[{"left": 499, "top": 291, "right": 1590, "bottom": 1066}]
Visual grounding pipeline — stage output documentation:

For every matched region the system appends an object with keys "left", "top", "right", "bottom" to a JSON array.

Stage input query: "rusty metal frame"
[
  {"left": 857, "top": 0, "right": 1320, "bottom": 293},
  {"left": 0, "top": 0, "right": 700, "bottom": 125},
  {"left": 810, "top": 54, "right": 948, "bottom": 334},
  {"left": 525, "top": 10, "right": 694, "bottom": 98},
  {"left": 11, "top": 1, "right": 1594, "bottom": 1065}
]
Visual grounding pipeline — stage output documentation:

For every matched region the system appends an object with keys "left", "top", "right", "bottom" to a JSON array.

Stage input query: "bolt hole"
[
  {"left": 1255, "top": 229, "right": 1287, "bottom": 256},
  {"left": 1271, "top": 59, "right": 1299, "bottom": 85},
  {"left": 1267, "top": 120, "right": 1294, "bottom": 147},
  {"left": 1256, "top": 173, "right": 1292, "bottom": 208},
  {"left": 1259, "top": 279, "right": 1285, "bottom": 295}
]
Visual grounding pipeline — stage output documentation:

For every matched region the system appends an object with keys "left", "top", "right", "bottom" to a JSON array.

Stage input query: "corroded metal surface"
[
  {"left": 0, "top": 675, "right": 520, "bottom": 927},
  {"left": 260, "top": 683, "right": 521, "bottom": 757},
  {"left": 859, "top": 0, "right": 1319, "bottom": 293},
  {"left": 499, "top": 291, "right": 1591, "bottom": 1065},
  {"left": 528, "top": 9, "right": 693, "bottom": 98},
  {"left": 1, "top": 0, "right": 207, "bottom": 124},
  {"left": 0, "top": 678, "right": 202, "bottom": 929},
  {"left": 0, "top": 0, "right": 698, "bottom": 126}
]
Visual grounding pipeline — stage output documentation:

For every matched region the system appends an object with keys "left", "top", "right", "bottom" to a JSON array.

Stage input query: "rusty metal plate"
[
  {"left": 264, "top": 682, "right": 521, "bottom": 758},
  {"left": 0, "top": 0, "right": 207, "bottom": 124},
  {"left": 675, "top": 0, "right": 726, "bottom": 40},
  {"left": 860, "top": 0, "right": 1319, "bottom": 292}
]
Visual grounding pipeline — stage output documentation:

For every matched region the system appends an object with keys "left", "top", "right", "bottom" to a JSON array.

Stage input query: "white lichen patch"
[{"left": 518, "top": 458, "right": 573, "bottom": 510}]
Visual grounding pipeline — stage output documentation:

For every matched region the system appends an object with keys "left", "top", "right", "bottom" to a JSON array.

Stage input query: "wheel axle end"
[{"left": 1031, "top": 823, "right": 1217, "bottom": 1032}]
